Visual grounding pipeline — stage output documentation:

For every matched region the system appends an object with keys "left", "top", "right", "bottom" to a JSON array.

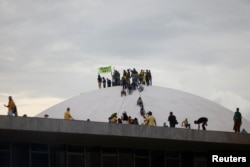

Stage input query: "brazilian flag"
[{"left": 98, "top": 66, "right": 112, "bottom": 73}]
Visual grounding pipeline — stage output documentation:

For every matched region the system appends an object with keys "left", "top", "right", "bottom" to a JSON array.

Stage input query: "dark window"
[
  {"left": 68, "top": 153, "right": 85, "bottom": 167},
  {"left": 0, "top": 142, "right": 10, "bottom": 151},
  {"left": 119, "top": 148, "right": 134, "bottom": 167},
  {"left": 50, "top": 145, "right": 66, "bottom": 167},
  {"left": 194, "top": 152, "right": 207, "bottom": 167},
  {"left": 166, "top": 159, "right": 180, "bottom": 167},
  {"left": 135, "top": 149, "right": 148, "bottom": 156},
  {"left": 86, "top": 147, "right": 101, "bottom": 167},
  {"left": 68, "top": 145, "right": 84, "bottom": 153},
  {"left": 103, "top": 147, "right": 117, "bottom": 155},
  {"left": 0, "top": 151, "right": 10, "bottom": 167},
  {"left": 181, "top": 152, "right": 193, "bottom": 167},
  {"left": 151, "top": 150, "right": 165, "bottom": 167},
  {"left": 31, "top": 153, "right": 49, "bottom": 167},
  {"left": 12, "top": 143, "right": 29, "bottom": 167},
  {"left": 31, "top": 143, "right": 49, "bottom": 167},
  {"left": 135, "top": 149, "right": 149, "bottom": 167},
  {"left": 102, "top": 147, "right": 117, "bottom": 167},
  {"left": 103, "top": 156, "right": 117, "bottom": 167},
  {"left": 194, "top": 159, "right": 207, "bottom": 167},
  {"left": 31, "top": 143, "right": 48, "bottom": 152},
  {"left": 135, "top": 157, "right": 149, "bottom": 167},
  {"left": 166, "top": 151, "right": 180, "bottom": 167}
]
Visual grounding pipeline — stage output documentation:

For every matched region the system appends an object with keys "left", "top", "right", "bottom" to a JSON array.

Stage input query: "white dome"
[{"left": 36, "top": 86, "right": 250, "bottom": 132}]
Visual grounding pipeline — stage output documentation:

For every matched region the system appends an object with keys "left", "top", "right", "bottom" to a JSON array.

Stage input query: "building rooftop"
[{"left": 1, "top": 116, "right": 249, "bottom": 151}]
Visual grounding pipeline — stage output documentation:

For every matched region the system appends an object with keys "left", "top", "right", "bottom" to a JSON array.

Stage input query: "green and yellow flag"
[{"left": 98, "top": 66, "right": 112, "bottom": 73}]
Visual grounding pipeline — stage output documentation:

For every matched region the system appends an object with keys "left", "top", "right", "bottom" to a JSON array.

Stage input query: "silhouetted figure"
[
  {"left": 137, "top": 97, "right": 143, "bottom": 107},
  {"left": 112, "top": 70, "right": 120, "bottom": 86},
  {"left": 121, "top": 112, "right": 129, "bottom": 124},
  {"left": 121, "top": 76, "right": 127, "bottom": 89},
  {"left": 140, "top": 105, "right": 145, "bottom": 116},
  {"left": 168, "top": 112, "right": 178, "bottom": 128},
  {"left": 107, "top": 78, "right": 112, "bottom": 87},
  {"left": 233, "top": 108, "right": 242, "bottom": 133},
  {"left": 194, "top": 117, "right": 208, "bottom": 130},
  {"left": 118, "top": 118, "right": 122, "bottom": 123},
  {"left": 102, "top": 77, "right": 106, "bottom": 88},
  {"left": 145, "top": 69, "right": 152, "bottom": 86},
  {"left": 127, "top": 83, "right": 133, "bottom": 95},
  {"left": 134, "top": 118, "right": 139, "bottom": 125},
  {"left": 97, "top": 74, "right": 102, "bottom": 89},
  {"left": 4, "top": 96, "right": 17, "bottom": 116}
]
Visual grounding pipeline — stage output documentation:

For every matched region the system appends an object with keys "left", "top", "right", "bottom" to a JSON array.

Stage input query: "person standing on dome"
[
  {"left": 194, "top": 117, "right": 208, "bottom": 130},
  {"left": 145, "top": 111, "right": 156, "bottom": 126},
  {"left": 64, "top": 107, "right": 74, "bottom": 120},
  {"left": 233, "top": 108, "right": 242, "bottom": 133},
  {"left": 107, "top": 78, "right": 112, "bottom": 87},
  {"left": 97, "top": 74, "right": 102, "bottom": 89},
  {"left": 102, "top": 77, "right": 106, "bottom": 88},
  {"left": 168, "top": 112, "right": 178, "bottom": 128},
  {"left": 4, "top": 96, "right": 17, "bottom": 116}
]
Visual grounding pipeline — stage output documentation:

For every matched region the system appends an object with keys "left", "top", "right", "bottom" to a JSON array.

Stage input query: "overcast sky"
[{"left": 1, "top": 0, "right": 250, "bottom": 119}]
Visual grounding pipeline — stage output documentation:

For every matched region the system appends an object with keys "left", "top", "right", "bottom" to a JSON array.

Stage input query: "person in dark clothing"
[
  {"left": 147, "top": 70, "right": 152, "bottom": 85},
  {"left": 194, "top": 117, "right": 208, "bottom": 130},
  {"left": 137, "top": 97, "right": 143, "bottom": 107},
  {"left": 107, "top": 78, "right": 112, "bottom": 87},
  {"left": 121, "top": 76, "right": 127, "bottom": 89},
  {"left": 233, "top": 108, "right": 242, "bottom": 133},
  {"left": 97, "top": 74, "right": 102, "bottom": 89},
  {"left": 140, "top": 105, "right": 145, "bottom": 116},
  {"left": 145, "top": 69, "right": 152, "bottom": 86},
  {"left": 121, "top": 112, "right": 129, "bottom": 124},
  {"left": 127, "top": 83, "right": 133, "bottom": 95},
  {"left": 168, "top": 112, "right": 178, "bottom": 128},
  {"left": 118, "top": 118, "right": 122, "bottom": 124},
  {"left": 102, "top": 77, "right": 106, "bottom": 88},
  {"left": 133, "top": 118, "right": 139, "bottom": 125}
]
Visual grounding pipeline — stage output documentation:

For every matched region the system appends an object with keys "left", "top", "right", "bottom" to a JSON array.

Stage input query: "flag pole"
[{"left": 111, "top": 66, "right": 113, "bottom": 86}]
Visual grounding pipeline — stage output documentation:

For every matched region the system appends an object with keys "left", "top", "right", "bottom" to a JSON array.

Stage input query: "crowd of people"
[
  {"left": 3, "top": 94, "right": 243, "bottom": 133},
  {"left": 81, "top": 68, "right": 245, "bottom": 132},
  {"left": 97, "top": 68, "right": 152, "bottom": 89},
  {"left": 2, "top": 66, "right": 245, "bottom": 133}
]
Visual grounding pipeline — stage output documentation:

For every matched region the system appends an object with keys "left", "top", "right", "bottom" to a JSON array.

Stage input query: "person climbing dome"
[
  {"left": 194, "top": 117, "right": 208, "bottom": 130},
  {"left": 137, "top": 97, "right": 143, "bottom": 107},
  {"left": 109, "top": 113, "right": 117, "bottom": 123}
]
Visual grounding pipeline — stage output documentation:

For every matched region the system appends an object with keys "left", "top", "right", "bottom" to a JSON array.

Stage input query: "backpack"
[
  {"left": 13, "top": 106, "right": 17, "bottom": 114},
  {"left": 234, "top": 112, "right": 241, "bottom": 121}
]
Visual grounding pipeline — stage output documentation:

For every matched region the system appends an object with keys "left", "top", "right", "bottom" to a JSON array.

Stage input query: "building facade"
[{"left": 0, "top": 116, "right": 249, "bottom": 167}]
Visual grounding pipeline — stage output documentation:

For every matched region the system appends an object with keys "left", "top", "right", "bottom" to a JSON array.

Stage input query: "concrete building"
[
  {"left": 1, "top": 86, "right": 250, "bottom": 167},
  {"left": 1, "top": 116, "right": 250, "bottom": 167}
]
